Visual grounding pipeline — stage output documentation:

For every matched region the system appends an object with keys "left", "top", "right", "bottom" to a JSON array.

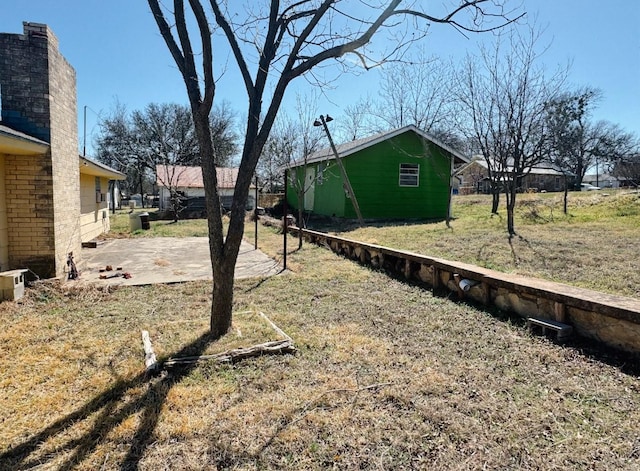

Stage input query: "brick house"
[{"left": 0, "top": 22, "right": 123, "bottom": 279}]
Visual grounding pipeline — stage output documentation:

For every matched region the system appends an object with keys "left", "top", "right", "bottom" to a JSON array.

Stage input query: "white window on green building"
[{"left": 399, "top": 163, "right": 419, "bottom": 187}]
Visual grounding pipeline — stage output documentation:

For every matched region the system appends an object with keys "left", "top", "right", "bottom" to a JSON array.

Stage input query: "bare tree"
[
  {"left": 546, "top": 88, "right": 639, "bottom": 191},
  {"left": 258, "top": 93, "right": 322, "bottom": 194},
  {"left": 456, "top": 53, "right": 507, "bottom": 214},
  {"left": 155, "top": 164, "right": 191, "bottom": 221},
  {"left": 611, "top": 146, "right": 640, "bottom": 189},
  {"left": 259, "top": 134, "right": 289, "bottom": 194},
  {"left": 95, "top": 102, "right": 150, "bottom": 198},
  {"left": 148, "top": 0, "right": 522, "bottom": 338},
  {"left": 545, "top": 87, "right": 600, "bottom": 186},
  {"left": 339, "top": 97, "right": 377, "bottom": 141},
  {"left": 341, "top": 52, "right": 467, "bottom": 148},
  {"left": 260, "top": 94, "right": 324, "bottom": 248},
  {"left": 375, "top": 51, "right": 456, "bottom": 134},
  {"left": 96, "top": 102, "right": 239, "bottom": 211},
  {"left": 209, "top": 101, "right": 240, "bottom": 167},
  {"left": 133, "top": 103, "right": 200, "bottom": 215},
  {"left": 456, "top": 28, "right": 564, "bottom": 236}
]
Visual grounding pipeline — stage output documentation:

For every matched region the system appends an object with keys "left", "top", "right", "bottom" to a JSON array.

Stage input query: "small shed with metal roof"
[{"left": 286, "top": 125, "right": 469, "bottom": 220}]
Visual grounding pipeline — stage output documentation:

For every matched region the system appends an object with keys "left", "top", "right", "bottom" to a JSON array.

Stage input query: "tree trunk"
[
  {"left": 576, "top": 161, "right": 584, "bottom": 188},
  {"left": 207, "top": 132, "right": 260, "bottom": 338},
  {"left": 297, "top": 207, "right": 303, "bottom": 250},
  {"left": 563, "top": 176, "right": 568, "bottom": 215},
  {"left": 139, "top": 170, "right": 145, "bottom": 208},
  {"left": 507, "top": 204, "right": 515, "bottom": 236},
  {"left": 491, "top": 191, "right": 500, "bottom": 214},
  {"left": 445, "top": 199, "right": 452, "bottom": 229},
  {"left": 210, "top": 256, "right": 234, "bottom": 337},
  {"left": 505, "top": 187, "right": 517, "bottom": 236},
  {"left": 192, "top": 106, "right": 236, "bottom": 340}
]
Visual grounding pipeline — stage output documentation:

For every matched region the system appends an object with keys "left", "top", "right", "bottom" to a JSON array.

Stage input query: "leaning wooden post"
[
  {"left": 283, "top": 168, "right": 288, "bottom": 270},
  {"left": 316, "top": 115, "right": 364, "bottom": 226}
]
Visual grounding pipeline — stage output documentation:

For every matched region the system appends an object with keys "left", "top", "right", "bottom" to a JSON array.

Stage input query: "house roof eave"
[
  {"left": 0, "top": 124, "right": 49, "bottom": 155},
  {"left": 80, "top": 156, "right": 126, "bottom": 180}
]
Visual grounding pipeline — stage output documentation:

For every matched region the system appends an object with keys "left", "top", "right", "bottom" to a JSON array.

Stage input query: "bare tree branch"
[{"left": 210, "top": 0, "right": 254, "bottom": 95}]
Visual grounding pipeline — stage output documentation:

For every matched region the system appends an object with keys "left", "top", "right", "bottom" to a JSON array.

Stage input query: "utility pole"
[
  {"left": 83, "top": 105, "right": 87, "bottom": 156},
  {"left": 283, "top": 169, "right": 288, "bottom": 270},
  {"left": 314, "top": 115, "right": 364, "bottom": 226}
]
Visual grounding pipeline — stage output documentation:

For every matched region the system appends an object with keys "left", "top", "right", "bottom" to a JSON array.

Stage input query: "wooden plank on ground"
[{"left": 141, "top": 330, "right": 158, "bottom": 373}]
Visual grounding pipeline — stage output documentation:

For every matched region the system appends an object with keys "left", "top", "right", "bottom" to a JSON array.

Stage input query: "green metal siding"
[
  {"left": 311, "top": 162, "right": 345, "bottom": 216},
  {"left": 286, "top": 163, "right": 345, "bottom": 216},
  {"left": 287, "top": 130, "right": 452, "bottom": 220}
]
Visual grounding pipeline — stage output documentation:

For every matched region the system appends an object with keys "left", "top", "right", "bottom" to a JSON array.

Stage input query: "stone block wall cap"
[
  {"left": 22, "top": 22, "right": 59, "bottom": 48},
  {"left": 23, "top": 22, "right": 48, "bottom": 32}
]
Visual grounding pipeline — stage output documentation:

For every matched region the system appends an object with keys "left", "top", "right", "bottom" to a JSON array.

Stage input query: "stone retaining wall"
[{"left": 292, "top": 226, "right": 640, "bottom": 354}]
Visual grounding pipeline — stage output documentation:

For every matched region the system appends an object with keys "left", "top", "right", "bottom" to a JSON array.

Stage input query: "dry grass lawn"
[
  {"left": 320, "top": 190, "right": 640, "bottom": 298},
  {"left": 1, "top": 192, "right": 639, "bottom": 470}
]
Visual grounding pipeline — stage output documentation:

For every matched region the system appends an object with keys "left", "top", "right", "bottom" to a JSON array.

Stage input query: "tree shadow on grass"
[
  {"left": 0, "top": 333, "right": 214, "bottom": 471},
  {"left": 242, "top": 274, "right": 282, "bottom": 293}
]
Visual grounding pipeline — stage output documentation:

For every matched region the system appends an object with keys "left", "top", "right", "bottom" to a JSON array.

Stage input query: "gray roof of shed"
[{"left": 289, "top": 124, "right": 470, "bottom": 168}]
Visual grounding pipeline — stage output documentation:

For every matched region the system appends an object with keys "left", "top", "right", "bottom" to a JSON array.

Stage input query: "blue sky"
[{"left": 1, "top": 1, "right": 639, "bottom": 157}]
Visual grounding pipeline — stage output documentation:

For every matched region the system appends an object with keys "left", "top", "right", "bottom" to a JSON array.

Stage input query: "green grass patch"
[{"left": 106, "top": 209, "right": 211, "bottom": 238}]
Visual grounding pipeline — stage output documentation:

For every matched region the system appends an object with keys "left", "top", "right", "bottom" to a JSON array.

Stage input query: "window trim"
[
  {"left": 317, "top": 161, "right": 325, "bottom": 185},
  {"left": 399, "top": 163, "right": 420, "bottom": 187}
]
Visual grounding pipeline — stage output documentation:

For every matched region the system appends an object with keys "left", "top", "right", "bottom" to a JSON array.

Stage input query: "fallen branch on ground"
[
  {"left": 162, "top": 339, "right": 296, "bottom": 367},
  {"left": 151, "top": 311, "right": 296, "bottom": 369}
]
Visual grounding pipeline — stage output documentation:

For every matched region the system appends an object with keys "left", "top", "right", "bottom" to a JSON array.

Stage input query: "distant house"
[
  {"left": 0, "top": 22, "right": 124, "bottom": 279},
  {"left": 156, "top": 165, "right": 256, "bottom": 212},
  {"left": 285, "top": 125, "right": 469, "bottom": 220},
  {"left": 456, "top": 157, "right": 570, "bottom": 194},
  {"left": 582, "top": 173, "right": 621, "bottom": 189},
  {"left": 610, "top": 158, "right": 640, "bottom": 188}
]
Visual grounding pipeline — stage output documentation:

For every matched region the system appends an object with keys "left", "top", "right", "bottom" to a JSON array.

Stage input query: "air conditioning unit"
[{"left": 0, "top": 269, "right": 28, "bottom": 301}]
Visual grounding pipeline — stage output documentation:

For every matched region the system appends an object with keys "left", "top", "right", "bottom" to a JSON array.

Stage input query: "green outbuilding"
[{"left": 286, "top": 125, "right": 469, "bottom": 220}]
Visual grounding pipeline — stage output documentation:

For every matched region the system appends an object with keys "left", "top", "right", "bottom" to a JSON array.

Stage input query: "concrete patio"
[{"left": 79, "top": 237, "right": 282, "bottom": 286}]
